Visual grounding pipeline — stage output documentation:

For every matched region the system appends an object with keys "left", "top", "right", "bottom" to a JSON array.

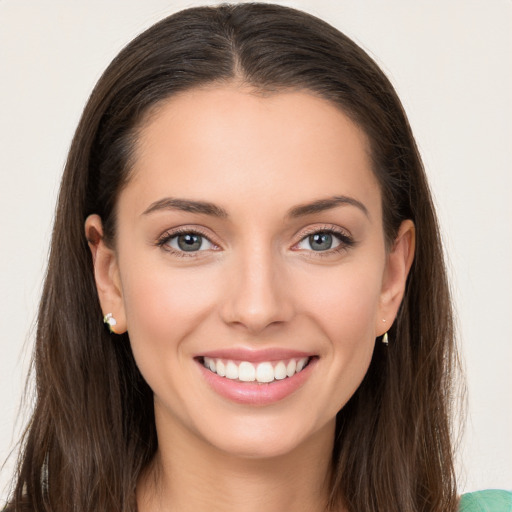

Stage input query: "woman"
[{"left": 4, "top": 3, "right": 510, "bottom": 512}]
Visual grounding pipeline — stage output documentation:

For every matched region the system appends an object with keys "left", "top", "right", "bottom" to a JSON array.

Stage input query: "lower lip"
[{"left": 198, "top": 358, "right": 316, "bottom": 406}]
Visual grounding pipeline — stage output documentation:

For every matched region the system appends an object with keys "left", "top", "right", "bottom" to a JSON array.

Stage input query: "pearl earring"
[
  {"left": 103, "top": 313, "right": 117, "bottom": 334},
  {"left": 381, "top": 319, "right": 388, "bottom": 345}
]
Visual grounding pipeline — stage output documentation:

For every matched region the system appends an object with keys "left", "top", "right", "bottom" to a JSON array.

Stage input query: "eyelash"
[
  {"left": 156, "top": 225, "right": 355, "bottom": 258},
  {"left": 293, "top": 226, "right": 355, "bottom": 257},
  {"left": 156, "top": 227, "right": 219, "bottom": 258}
]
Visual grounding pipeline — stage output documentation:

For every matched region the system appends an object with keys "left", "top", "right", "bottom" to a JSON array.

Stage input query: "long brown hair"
[{"left": 8, "top": 4, "right": 459, "bottom": 511}]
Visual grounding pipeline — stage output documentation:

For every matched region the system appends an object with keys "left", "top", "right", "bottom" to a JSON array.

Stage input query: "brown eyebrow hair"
[
  {"left": 287, "top": 195, "right": 369, "bottom": 219},
  {"left": 142, "top": 197, "right": 228, "bottom": 217},
  {"left": 142, "top": 195, "right": 368, "bottom": 220}
]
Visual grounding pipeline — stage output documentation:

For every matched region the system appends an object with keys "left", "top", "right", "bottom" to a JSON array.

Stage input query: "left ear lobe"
[
  {"left": 377, "top": 219, "right": 415, "bottom": 335},
  {"left": 85, "top": 214, "right": 127, "bottom": 334}
]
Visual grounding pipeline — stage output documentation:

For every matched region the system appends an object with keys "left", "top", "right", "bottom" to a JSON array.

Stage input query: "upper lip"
[{"left": 195, "top": 347, "right": 314, "bottom": 363}]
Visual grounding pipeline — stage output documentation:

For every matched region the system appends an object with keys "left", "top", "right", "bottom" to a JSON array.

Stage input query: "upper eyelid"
[
  {"left": 294, "top": 224, "right": 353, "bottom": 240},
  {"left": 157, "top": 225, "right": 216, "bottom": 243}
]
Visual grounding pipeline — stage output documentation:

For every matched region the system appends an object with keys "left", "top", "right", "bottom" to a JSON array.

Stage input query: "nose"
[{"left": 219, "top": 245, "right": 294, "bottom": 334}]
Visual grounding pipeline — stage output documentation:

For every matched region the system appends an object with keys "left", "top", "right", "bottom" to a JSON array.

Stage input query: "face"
[{"left": 88, "top": 85, "right": 413, "bottom": 460}]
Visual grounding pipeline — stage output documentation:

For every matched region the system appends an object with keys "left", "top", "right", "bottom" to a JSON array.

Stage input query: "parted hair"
[{"left": 8, "top": 4, "right": 459, "bottom": 511}]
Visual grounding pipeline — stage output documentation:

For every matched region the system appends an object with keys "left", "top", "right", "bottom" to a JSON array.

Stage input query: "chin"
[{"left": 192, "top": 411, "right": 335, "bottom": 461}]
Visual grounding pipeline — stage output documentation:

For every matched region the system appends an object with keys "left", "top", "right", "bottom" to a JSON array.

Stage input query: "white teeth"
[
  {"left": 274, "top": 361, "right": 287, "bottom": 380},
  {"left": 296, "top": 357, "right": 308, "bottom": 372},
  {"left": 238, "top": 361, "right": 256, "bottom": 382},
  {"left": 256, "top": 362, "right": 274, "bottom": 383},
  {"left": 216, "top": 359, "right": 226, "bottom": 377},
  {"left": 286, "top": 359, "right": 296, "bottom": 377},
  {"left": 202, "top": 356, "right": 311, "bottom": 383},
  {"left": 225, "top": 361, "right": 239, "bottom": 380},
  {"left": 204, "top": 357, "right": 216, "bottom": 372}
]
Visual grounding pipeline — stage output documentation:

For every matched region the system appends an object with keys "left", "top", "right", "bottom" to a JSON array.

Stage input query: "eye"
[
  {"left": 159, "top": 231, "right": 217, "bottom": 253},
  {"left": 297, "top": 232, "right": 341, "bottom": 251},
  {"left": 294, "top": 228, "right": 354, "bottom": 254}
]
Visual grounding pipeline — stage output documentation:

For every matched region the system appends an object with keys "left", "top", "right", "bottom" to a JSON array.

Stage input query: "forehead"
[{"left": 124, "top": 85, "right": 380, "bottom": 218}]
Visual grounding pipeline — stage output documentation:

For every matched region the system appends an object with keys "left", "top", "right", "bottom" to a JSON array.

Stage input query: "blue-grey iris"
[
  {"left": 309, "top": 233, "right": 333, "bottom": 251},
  {"left": 177, "top": 234, "right": 203, "bottom": 251}
]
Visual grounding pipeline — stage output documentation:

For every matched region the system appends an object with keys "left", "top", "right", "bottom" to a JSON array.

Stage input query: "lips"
[{"left": 196, "top": 349, "right": 317, "bottom": 405}]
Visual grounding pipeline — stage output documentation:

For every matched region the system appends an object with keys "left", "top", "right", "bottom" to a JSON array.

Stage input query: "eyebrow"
[
  {"left": 287, "top": 195, "right": 369, "bottom": 219},
  {"left": 142, "top": 195, "right": 368, "bottom": 219},
  {"left": 142, "top": 197, "right": 228, "bottom": 218}
]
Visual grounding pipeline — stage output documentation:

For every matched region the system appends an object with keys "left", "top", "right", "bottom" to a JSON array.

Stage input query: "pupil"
[
  {"left": 178, "top": 234, "right": 202, "bottom": 251},
  {"left": 310, "top": 233, "right": 332, "bottom": 251}
]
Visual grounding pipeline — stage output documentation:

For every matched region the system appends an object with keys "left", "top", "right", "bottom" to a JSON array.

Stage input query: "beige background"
[{"left": 1, "top": 0, "right": 511, "bottom": 501}]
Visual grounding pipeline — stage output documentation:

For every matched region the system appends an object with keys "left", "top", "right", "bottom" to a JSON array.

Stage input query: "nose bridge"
[{"left": 221, "top": 239, "right": 292, "bottom": 333}]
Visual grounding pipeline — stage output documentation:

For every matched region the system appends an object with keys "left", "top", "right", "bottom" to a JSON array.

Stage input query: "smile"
[
  {"left": 197, "top": 350, "right": 317, "bottom": 405},
  {"left": 202, "top": 357, "right": 310, "bottom": 384}
]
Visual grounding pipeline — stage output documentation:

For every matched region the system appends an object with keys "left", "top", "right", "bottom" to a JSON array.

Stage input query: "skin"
[{"left": 86, "top": 85, "right": 415, "bottom": 512}]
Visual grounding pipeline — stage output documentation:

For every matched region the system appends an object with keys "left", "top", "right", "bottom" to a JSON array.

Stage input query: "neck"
[{"left": 137, "top": 416, "right": 336, "bottom": 512}]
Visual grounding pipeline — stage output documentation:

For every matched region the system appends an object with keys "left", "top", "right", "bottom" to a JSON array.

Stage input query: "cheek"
[
  {"left": 290, "top": 259, "right": 383, "bottom": 409},
  {"left": 295, "top": 262, "right": 384, "bottom": 342},
  {"left": 118, "top": 259, "right": 225, "bottom": 419},
  {"left": 119, "top": 259, "right": 219, "bottom": 361}
]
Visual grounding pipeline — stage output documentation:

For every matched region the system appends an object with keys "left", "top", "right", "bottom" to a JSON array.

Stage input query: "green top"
[
  {"left": 4, "top": 489, "right": 510, "bottom": 511},
  {"left": 459, "top": 490, "right": 512, "bottom": 511}
]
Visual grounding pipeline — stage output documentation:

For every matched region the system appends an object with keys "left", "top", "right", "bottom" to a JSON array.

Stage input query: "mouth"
[
  {"left": 195, "top": 351, "right": 317, "bottom": 405},
  {"left": 198, "top": 356, "right": 313, "bottom": 384}
]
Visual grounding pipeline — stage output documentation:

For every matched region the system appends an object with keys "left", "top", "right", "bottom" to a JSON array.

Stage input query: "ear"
[
  {"left": 376, "top": 219, "right": 415, "bottom": 336},
  {"left": 85, "top": 214, "right": 127, "bottom": 334}
]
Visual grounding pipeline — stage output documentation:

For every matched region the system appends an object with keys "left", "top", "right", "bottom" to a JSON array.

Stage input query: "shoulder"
[{"left": 459, "top": 490, "right": 512, "bottom": 512}]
